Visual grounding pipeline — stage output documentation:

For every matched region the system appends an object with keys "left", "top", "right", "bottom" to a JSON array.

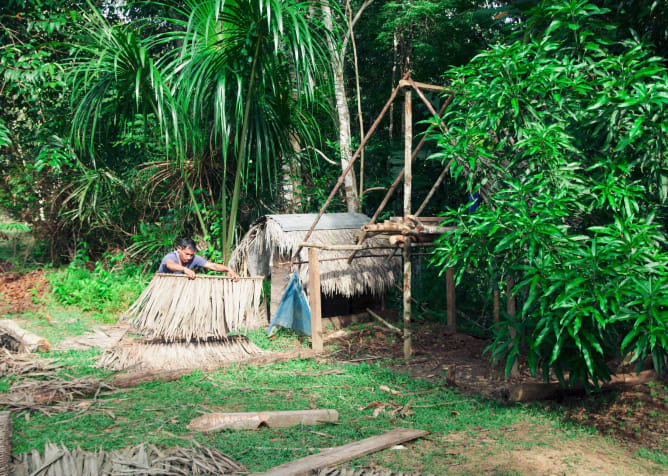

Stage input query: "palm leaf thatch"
[
  {"left": 97, "top": 335, "right": 266, "bottom": 371},
  {"left": 229, "top": 214, "right": 401, "bottom": 297},
  {"left": 11, "top": 442, "right": 244, "bottom": 475},
  {"left": 121, "top": 274, "right": 265, "bottom": 341}
]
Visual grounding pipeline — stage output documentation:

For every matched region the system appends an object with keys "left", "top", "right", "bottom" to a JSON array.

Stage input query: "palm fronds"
[{"left": 121, "top": 274, "right": 265, "bottom": 341}]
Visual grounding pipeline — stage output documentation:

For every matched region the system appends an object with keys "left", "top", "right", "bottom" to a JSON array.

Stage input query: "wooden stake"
[
  {"left": 507, "top": 277, "right": 519, "bottom": 378},
  {"left": 403, "top": 240, "right": 412, "bottom": 359},
  {"left": 493, "top": 289, "right": 500, "bottom": 324},
  {"left": 0, "top": 411, "right": 10, "bottom": 476},
  {"left": 446, "top": 267, "right": 456, "bottom": 330},
  {"left": 308, "top": 248, "right": 323, "bottom": 353}
]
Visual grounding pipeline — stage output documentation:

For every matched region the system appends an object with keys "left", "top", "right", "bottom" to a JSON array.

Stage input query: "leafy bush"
[
  {"left": 47, "top": 253, "right": 149, "bottom": 319},
  {"left": 430, "top": 0, "right": 668, "bottom": 387}
]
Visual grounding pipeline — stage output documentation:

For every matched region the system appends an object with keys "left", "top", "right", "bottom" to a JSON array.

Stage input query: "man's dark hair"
[{"left": 179, "top": 238, "right": 198, "bottom": 251}]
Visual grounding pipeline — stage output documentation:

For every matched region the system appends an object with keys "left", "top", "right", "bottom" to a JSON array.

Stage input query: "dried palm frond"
[
  {"left": 0, "top": 377, "right": 114, "bottom": 410},
  {"left": 121, "top": 274, "right": 265, "bottom": 341},
  {"left": 54, "top": 325, "right": 128, "bottom": 351},
  {"left": 0, "top": 349, "right": 62, "bottom": 377},
  {"left": 11, "top": 442, "right": 244, "bottom": 475},
  {"left": 97, "top": 335, "right": 266, "bottom": 371}
]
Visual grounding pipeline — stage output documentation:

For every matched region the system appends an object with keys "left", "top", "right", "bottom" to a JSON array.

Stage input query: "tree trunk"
[{"left": 322, "top": 1, "right": 358, "bottom": 212}]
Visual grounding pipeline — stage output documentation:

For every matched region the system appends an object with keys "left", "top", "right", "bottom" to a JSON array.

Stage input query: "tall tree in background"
[{"left": 68, "top": 0, "right": 334, "bottom": 261}]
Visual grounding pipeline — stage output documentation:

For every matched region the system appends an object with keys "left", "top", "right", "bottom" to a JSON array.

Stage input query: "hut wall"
[{"left": 270, "top": 263, "right": 292, "bottom": 318}]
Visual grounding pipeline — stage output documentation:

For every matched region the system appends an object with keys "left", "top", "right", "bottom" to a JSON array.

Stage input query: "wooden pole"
[
  {"left": 293, "top": 71, "right": 411, "bottom": 262},
  {"left": 403, "top": 87, "right": 413, "bottom": 359},
  {"left": 446, "top": 267, "right": 456, "bottom": 329},
  {"left": 403, "top": 240, "right": 412, "bottom": 359},
  {"left": 308, "top": 248, "right": 323, "bottom": 352},
  {"left": 507, "top": 277, "right": 519, "bottom": 377},
  {"left": 346, "top": 97, "right": 451, "bottom": 264},
  {"left": 493, "top": 289, "right": 500, "bottom": 324}
]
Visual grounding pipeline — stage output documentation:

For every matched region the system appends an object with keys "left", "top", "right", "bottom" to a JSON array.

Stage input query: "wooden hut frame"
[
  {"left": 229, "top": 213, "right": 401, "bottom": 347},
  {"left": 295, "top": 74, "right": 469, "bottom": 358}
]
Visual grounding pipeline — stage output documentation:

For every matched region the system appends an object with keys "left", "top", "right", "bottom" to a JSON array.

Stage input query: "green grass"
[{"left": 9, "top": 358, "right": 536, "bottom": 473}]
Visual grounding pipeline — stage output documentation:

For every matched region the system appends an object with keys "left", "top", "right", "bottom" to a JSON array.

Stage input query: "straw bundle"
[
  {"left": 121, "top": 274, "right": 265, "bottom": 341},
  {"left": 97, "top": 335, "right": 266, "bottom": 371},
  {"left": 11, "top": 442, "right": 244, "bottom": 475}
]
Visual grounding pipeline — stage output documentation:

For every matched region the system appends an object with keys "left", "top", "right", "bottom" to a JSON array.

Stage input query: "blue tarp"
[{"left": 267, "top": 273, "right": 311, "bottom": 336}]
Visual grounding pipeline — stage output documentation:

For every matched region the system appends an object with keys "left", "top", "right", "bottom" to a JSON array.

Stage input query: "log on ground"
[
  {"left": 508, "top": 370, "right": 659, "bottom": 402},
  {"left": 188, "top": 409, "right": 339, "bottom": 432},
  {"left": 0, "top": 320, "right": 50, "bottom": 353},
  {"left": 257, "top": 428, "right": 429, "bottom": 476}
]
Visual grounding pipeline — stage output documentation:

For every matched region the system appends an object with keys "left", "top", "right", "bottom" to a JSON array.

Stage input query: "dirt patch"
[
  {"left": 324, "top": 318, "right": 667, "bottom": 465},
  {"left": 0, "top": 269, "right": 49, "bottom": 314}
]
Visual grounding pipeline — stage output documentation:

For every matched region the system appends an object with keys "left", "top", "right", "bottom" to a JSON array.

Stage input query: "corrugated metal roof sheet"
[{"left": 266, "top": 213, "right": 370, "bottom": 231}]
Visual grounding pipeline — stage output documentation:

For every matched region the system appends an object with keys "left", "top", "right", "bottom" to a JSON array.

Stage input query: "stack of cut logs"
[{"left": 361, "top": 216, "right": 455, "bottom": 245}]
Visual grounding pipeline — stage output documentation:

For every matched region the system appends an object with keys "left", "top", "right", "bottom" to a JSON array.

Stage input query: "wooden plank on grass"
[{"left": 257, "top": 428, "right": 428, "bottom": 476}]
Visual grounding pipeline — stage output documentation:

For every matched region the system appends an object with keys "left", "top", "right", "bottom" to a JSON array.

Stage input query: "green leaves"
[{"left": 430, "top": 0, "right": 668, "bottom": 388}]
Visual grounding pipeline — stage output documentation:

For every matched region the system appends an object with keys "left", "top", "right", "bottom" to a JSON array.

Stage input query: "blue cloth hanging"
[{"left": 267, "top": 272, "right": 312, "bottom": 336}]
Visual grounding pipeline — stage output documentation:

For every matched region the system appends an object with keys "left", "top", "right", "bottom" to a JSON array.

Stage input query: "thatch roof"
[{"left": 229, "top": 213, "right": 401, "bottom": 298}]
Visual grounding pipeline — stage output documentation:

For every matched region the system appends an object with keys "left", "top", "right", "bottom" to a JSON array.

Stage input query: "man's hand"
[
  {"left": 229, "top": 270, "right": 240, "bottom": 282},
  {"left": 183, "top": 267, "right": 196, "bottom": 279}
]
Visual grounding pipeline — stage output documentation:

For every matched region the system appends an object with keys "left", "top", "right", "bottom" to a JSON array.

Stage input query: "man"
[{"left": 158, "top": 238, "right": 240, "bottom": 281}]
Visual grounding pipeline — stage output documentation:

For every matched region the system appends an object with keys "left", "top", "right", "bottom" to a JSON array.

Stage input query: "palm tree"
[{"left": 69, "top": 0, "right": 335, "bottom": 260}]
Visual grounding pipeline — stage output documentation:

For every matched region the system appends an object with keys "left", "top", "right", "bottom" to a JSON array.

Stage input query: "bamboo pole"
[
  {"left": 403, "top": 87, "right": 413, "bottom": 359},
  {"left": 308, "top": 248, "right": 323, "bottom": 352},
  {"left": 347, "top": 97, "right": 451, "bottom": 264},
  {"left": 403, "top": 240, "right": 412, "bottom": 359},
  {"left": 292, "top": 71, "right": 412, "bottom": 262}
]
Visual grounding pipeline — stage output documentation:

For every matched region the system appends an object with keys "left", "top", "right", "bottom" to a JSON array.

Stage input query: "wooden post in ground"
[
  {"left": 403, "top": 86, "right": 413, "bottom": 359},
  {"left": 493, "top": 289, "right": 500, "bottom": 323},
  {"left": 308, "top": 248, "right": 323, "bottom": 352},
  {"left": 446, "top": 267, "right": 456, "bottom": 330},
  {"left": 507, "top": 277, "right": 519, "bottom": 377}
]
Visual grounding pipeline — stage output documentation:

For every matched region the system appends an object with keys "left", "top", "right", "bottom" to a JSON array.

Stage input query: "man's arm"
[
  {"left": 203, "top": 262, "right": 240, "bottom": 281},
  {"left": 164, "top": 259, "right": 196, "bottom": 279}
]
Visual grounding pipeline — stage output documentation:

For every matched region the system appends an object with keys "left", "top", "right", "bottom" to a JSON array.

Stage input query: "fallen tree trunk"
[
  {"left": 508, "top": 370, "right": 659, "bottom": 402},
  {"left": 188, "top": 409, "right": 339, "bottom": 432},
  {"left": 0, "top": 319, "right": 50, "bottom": 353}
]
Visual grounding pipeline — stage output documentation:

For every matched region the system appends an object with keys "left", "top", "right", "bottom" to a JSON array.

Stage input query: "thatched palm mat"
[
  {"left": 97, "top": 335, "right": 267, "bottom": 371},
  {"left": 122, "top": 274, "right": 265, "bottom": 341},
  {"left": 10, "top": 442, "right": 244, "bottom": 475}
]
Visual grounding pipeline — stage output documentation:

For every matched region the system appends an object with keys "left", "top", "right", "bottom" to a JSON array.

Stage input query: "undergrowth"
[{"left": 47, "top": 256, "right": 149, "bottom": 322}]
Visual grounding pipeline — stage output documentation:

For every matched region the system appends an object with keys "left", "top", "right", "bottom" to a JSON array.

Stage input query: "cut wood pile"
[
  {"left": 10, "top": 442, "right": 244, "bottom": 475},
  {"left": 101, "top": 274, "right": 268, "bottom": 370}
]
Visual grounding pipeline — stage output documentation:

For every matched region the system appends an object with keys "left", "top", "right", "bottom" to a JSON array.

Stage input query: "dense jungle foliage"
[{"left": 1, "top": 0, "right": 667, "bottom": 386}]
